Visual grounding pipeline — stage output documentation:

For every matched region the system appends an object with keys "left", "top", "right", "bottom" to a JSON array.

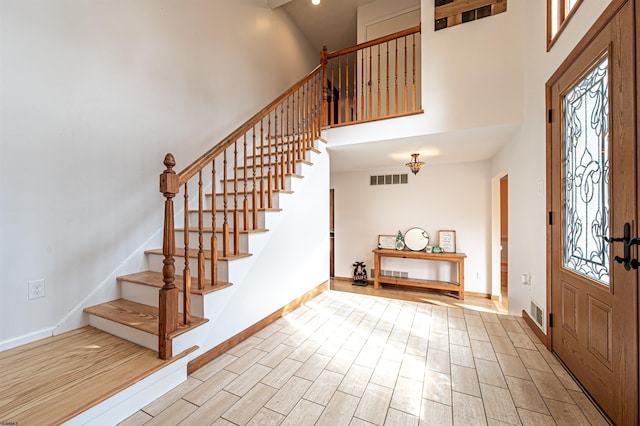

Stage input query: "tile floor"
[{"left": 120, "top": 290, "right": 610, "bottom": 425}]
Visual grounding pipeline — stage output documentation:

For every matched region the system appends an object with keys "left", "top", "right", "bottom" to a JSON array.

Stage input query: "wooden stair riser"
[
  {"left": 147, "top": 253, "right": 230, "bottom": 283},
  {"left": 174, "top": 229, "right": 250, "bottom": 254},
  {"left": 120, "top": 281, "right": 206, "bottom": 318},
  {"left": 186, "top": 210, "right": 269, "bottom": 230}
]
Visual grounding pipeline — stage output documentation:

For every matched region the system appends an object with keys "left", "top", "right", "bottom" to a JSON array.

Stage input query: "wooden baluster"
[
  {"left": 395, "top": 39, "right": 399, "bottom": 115},
  {"left": 351, "top": 52, "right": 357, "bottom": 123},
  {"left": 251, "top": 127, "right": 258, "bottom": 230},
  {"left": 404, "top": 36, "right": 408, "bottom": 113},
  {"left": 337, "top": 57, "right": 342, "bottom": 124},
  {"left": 345, "top": 55, "right": 350, "bottom": 125},
  {"left": 412, "top": 33, "right": 416, "bottom": 112},
  {"left": 297, "top": 87, "right": 303, "bottom": 161},
  {"left": 329, "top": 60, "right": 334, "bottom": 126},
  {"left": 222, "top": 149, "right": 229, "bottom": 258},
  {"left": 267, "top": 112, "right": 273, "bottom": 209},
  {"left": 233, "top": 140, "right": 239, "bottom": 256},
  {"left": 360, "top": 49, "right": 365, "bottom": 121},
  {"left": 197, "top": 170, "right": 205, "bottom": 290},
  {"left": 292, "top": 92, "right": 298, "bottom": 166},
  {"left": 259, "top": 120, "right": 265, "bottom": 210},
  {"left": 386, "top": 41, "right": 390, "bottom": 116},
  {"left": 243, "top": 134, "right": 249, "bottom": 232},
  {"left": 210, "top": 159, "right": 218, "bottom": 286},
  {"left": 321, "top": 45, "right": 328, "bottom": 128},
  {"left": 377, "top": 44, "right": 381, "bottom": 118},
  {"left": 287, "top": 97, "right": 293, "bottom": 175},
  {"left": 182, "top": 182, "right": 191, "bottom": 325},
  {"left": 273, "top": 109, "right": 280, "bottom": 191},
  {"left": 368, "top": 47, "right": 372, "bottom": 120},
  {"left": 159, "top": 154, "right": 179, "bottom": 360}
]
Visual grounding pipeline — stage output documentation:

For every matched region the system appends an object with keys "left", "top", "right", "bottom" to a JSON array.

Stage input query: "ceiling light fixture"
[
  {"left": 405, "top": 153, "right": 425, "bottom": 175},
  {"left": 311, "top": 0, "right": 321, "bottom": 5}
]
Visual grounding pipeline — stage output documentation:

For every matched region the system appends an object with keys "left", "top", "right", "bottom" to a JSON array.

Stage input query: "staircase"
[{"left": 83, "top": 137, "right": 326, "bottom": 352}]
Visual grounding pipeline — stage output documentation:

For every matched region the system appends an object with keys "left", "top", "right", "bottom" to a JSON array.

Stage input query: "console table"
[{"left": 372, "top": 249, "right": 467, "bottom": 299}]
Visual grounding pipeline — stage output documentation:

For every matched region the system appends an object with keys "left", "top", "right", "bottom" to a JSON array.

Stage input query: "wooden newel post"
[
  {"left": 159, "top": 153, "right": 179, "bottom": 360},
  {"left": 321, "top": 45, "right": 329, "bottom": 128}
]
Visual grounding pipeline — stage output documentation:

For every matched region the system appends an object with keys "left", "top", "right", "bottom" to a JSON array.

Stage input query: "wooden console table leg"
[
  {"left": 374, "top": 253, "right": 380, "bottom": 289},
  {"left": 459, "top": 259, "right": 465, "bottom": 300}
]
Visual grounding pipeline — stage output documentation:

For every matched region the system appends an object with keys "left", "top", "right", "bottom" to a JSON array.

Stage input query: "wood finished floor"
[
  {"left": 120, "top": 289, "right": 610, "bottom": 426},
  {"left": 0, "top": 326, "right": 186, "bottom": 425}
]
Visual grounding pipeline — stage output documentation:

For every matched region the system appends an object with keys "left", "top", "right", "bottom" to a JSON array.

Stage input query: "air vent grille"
[
  {"left": 370, "top": 174, "right": 408, "bottom": 186},
  {"left": 530, "top": 300, "right": 544, "bottom": 330}
]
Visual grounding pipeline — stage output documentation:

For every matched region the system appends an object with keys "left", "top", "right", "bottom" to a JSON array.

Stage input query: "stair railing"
[
  {"left": 158, "top": 65, "right": 324, "bottom": 359},
  {"left": 322, "top": 25, "right": 422, "bottom": 127}
]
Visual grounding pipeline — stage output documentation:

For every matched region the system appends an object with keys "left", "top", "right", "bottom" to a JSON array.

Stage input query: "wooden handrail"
[
  {"left": 326, "top": 25, "right": 421, "bottom": 59},
  {"left": 178, "top": 65, "right": 323, "bottom": 184}
]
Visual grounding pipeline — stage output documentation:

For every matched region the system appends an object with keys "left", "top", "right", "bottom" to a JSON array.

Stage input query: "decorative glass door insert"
[{"left": 563, "top": 55, "right": 610, "bottom": 285}]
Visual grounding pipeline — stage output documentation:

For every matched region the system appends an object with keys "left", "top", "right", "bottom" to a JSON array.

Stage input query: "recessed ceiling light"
[{"left": 311, "top": 0, "right": 320, "bottom": 5}]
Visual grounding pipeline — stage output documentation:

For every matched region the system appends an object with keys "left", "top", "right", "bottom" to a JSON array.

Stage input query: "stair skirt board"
[{"left": 65, "top": 351, "right": 191, "bottom": 426}]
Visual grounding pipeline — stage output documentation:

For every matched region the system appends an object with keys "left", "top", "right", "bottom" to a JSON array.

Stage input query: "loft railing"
[
  {"left": 158, "top": 66, "right": 323, "bottom": 359},
  {"left": 157, "top": 25, "right": 421, "bottom": 359},
  {"left": 322, "top": 24, "right": 422, "bottom": 127}
]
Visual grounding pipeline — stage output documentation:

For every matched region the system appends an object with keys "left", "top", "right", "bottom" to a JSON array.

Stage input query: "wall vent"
[
  {"left": 370, "top": 174, "right": 408, "bottom": 186},
  {"left": 373, "top": 269, "right": 408, "bottom": 278},
  {"left": 530, "top": 300, "right": 544, "bottom": 330}
]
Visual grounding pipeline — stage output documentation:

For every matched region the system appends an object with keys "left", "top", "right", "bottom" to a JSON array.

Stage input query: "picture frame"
[
  {"left": 438, "top": 230, "right": 456, "bottom": 253},
  {"left": 378, "top": 234, "right": 397, "bottom": 249}
]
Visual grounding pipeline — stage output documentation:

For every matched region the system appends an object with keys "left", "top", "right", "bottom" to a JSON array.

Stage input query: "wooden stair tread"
[
  {"left": 117, "top": 271, "right": 233, "bottom": 295},
  {"left": 0, "top": 326, "right": 197, "bottom": 425},
  {"left": 176, "top": 227, "right": 268, "bottom": 234},
  {"left": 84, "top": 299, "right": 207, "bottom": 337},
  {"left": 145, "top": 248, "right": 252, "bottom": 261}
]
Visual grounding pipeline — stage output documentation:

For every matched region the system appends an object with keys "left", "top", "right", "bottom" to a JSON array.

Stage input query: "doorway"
[
  {"left": 547, "top": 1, "right": 638, "bottom": 423},
  {"left": 500, "top": 175, "right": 508, "bottom": 308}
]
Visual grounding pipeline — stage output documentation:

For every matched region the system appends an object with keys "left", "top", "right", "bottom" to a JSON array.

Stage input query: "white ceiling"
[
  {"left": 268, "top": 0, "right": 376, "bottom": 52},
  {"left": 327, "top": 123, "right": 521, "bottom": 173}
]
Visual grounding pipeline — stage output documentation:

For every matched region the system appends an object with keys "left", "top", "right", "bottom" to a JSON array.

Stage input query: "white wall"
[
  {"left": 492, "top": 0, "right": 612, "bottom": 318},
  {"left": 332, "top": 160, "right": 491, "bottom": 294},
  {"left": 0, "top": 0, "right": 317, "bottom": 346}
]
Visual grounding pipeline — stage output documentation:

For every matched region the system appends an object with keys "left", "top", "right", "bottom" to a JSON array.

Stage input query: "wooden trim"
[
  {"left": 328, "top": 110, "right": 424, "bottom": 129},
  {"left": 547, "top": 0, "right": 629, "bottom": 82},
  {"left": 326, "top": 25, "right": 421, "bottom": 59},
  {"left": 522, "top": 309, "right": 550, "bottom": 348},
  {"left": 547, "top": 0, "right": 585, "bottom": 51},
  {"left": 187, "top": 280, "right": 329, "bottom": 374},
  {"left": 464, "top": 291, "right": 491, "bottom": 299}
]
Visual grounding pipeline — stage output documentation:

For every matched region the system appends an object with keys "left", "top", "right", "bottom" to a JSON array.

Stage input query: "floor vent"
[
  {"left": 370, "top": 174, "right": 408, "bottom": 186},
  {"left": 530, "top": 300, "right": 544, "bottom": 329}
]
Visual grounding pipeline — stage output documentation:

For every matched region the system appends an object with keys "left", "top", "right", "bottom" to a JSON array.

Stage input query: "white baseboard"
[{"left": 0, "top": 326, "right": 56, "bottom": 352}]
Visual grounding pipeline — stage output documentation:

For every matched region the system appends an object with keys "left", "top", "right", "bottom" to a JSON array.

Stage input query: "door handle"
[{"left": 601, "top": 222, "right": 640, "bottom": 271}]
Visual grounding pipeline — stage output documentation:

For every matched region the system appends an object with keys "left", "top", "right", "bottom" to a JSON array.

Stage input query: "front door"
[{"left": 548, "top": 1, "right": 637, "bottom": 424}]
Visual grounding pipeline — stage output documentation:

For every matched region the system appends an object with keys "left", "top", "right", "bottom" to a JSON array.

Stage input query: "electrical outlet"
[{"left": 28, "top": 279, "right": 45, "bottom": 300}]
